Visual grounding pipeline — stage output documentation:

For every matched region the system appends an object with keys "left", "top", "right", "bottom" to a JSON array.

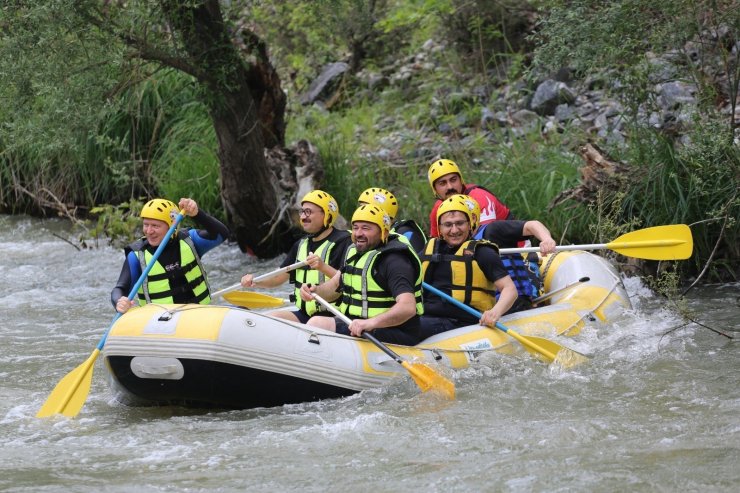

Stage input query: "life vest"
[
  {"left": 391, "top": 219, "right": 427, "bottom": 253},
  {"left": 132, "top": 232, "right": 211, "bottom": 305},
  {"left": 473, "top": 223, "right": 541, "bottom": 299},
  {"left": 499, "top": 254, "right": 541, "bottom": 300},
  {"left": 420, "top": 238, "right": 498, "bottom": 313},
  {"left": 339, "top": 237, "right": 424, "bottom": 319},
  {"left": 289, "top": 229, "right": 349, "bottom": 315}
]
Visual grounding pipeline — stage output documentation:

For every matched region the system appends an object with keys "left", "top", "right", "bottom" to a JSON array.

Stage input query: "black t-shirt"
[
  {"left": 479, "top": 220, "right": 527, "bottom": 248},
  {"left": 369, "top": 251, "right": 420, "bottom": 331},
  {"left": 340, "top": 248, "right": 420, "bottom": 331}
]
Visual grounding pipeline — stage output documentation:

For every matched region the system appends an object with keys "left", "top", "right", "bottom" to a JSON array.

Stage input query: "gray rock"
[
  {"left": 300, "top": 62, "right": 350, "bottom": 105},
  {"left": 530, "top": 79, "right": 576, "bottom": 115}
]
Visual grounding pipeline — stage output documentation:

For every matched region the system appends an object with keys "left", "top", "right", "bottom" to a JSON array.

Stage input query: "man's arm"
[
  {"left": 351, "top": 292, "right": 417, "bottom": 334},
  {"left": 522, "top": 220, "right": 556, "bottom": 254},
  {"left": 300, "top": 269, "right": 342, "bottom": 303},
  {"left": 480, "top": 276, "right": 517, "bottom": 327}
]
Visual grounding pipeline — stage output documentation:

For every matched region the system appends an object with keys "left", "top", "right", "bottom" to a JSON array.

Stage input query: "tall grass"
[
  {"left": 0, "top": 67, "right": 222, "bottom": 225},
  {"left": 617, "top": 123, "right": 739, "bottom": 280}
]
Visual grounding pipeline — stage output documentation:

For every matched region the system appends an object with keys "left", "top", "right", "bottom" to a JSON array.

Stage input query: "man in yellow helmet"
[
  {"left": 427, "top": 158, "right": 512, "bottom": 238},
  {"left": 300, "top": 204, "right": 424, "bottom": 345},
  {"left": 111, "top": 197, "right": 229, "bottom": 313},
  {"left": 240, "top": 190, "right": 351, "bottom": 323},
  {"left": 419, "top": 195, "right": 517, "bottom": 339},
  {"left": 357, "top": 187, "right": 427, "bottom": 252}
]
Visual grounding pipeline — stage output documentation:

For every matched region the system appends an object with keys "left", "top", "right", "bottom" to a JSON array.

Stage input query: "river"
[{"left": 1, "top": 215, "right": 738, "bottom": 492}]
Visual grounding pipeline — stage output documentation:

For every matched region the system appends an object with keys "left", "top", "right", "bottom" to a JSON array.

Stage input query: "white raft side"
[
  {"left": 103, "top": 304, "right": 406, "bottom": 392},
  {"left": 413, "top": 250, "right": 632, "bottom": 366},
  {"left": 215, "top": 309, "right": 405, "bottom": 390},
  {"left": 540, "top": 251, "right": 631, "bottom": 333}
]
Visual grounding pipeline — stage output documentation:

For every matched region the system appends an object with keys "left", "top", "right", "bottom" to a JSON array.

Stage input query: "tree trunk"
[{"left": 159, "top": 0, "right": 314, "bottom": 257}]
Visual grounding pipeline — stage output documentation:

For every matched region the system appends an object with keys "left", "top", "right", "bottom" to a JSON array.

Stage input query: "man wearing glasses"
[
  {"left": 240, "top": 190, "right": 351, "bottom": 323},
  {"left": 418, "top": 194, "right": 517, "bottom": 340}
]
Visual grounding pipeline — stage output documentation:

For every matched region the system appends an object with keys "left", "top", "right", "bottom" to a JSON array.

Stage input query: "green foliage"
[
  {"left": 153, "top": 100, "right": 222, "bottom": 221},
  {"left": 618, "top": 122, "right": 739, "bottom": 281},
  {"left": 83, "top": 199, "right": 146, "bottom": 249},
  {"left": 0, "top": 0, "right": 127, "bottom": 212}
]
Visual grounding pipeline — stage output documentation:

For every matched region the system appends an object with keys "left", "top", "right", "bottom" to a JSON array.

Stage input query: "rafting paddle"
[
  {"left": 37, "top": 209, "right": 187, "bottom": 418},
  {"left": 311, "top": 293, "right": 455, "bottom": 399},
  {"left": 422, "top": 282, "right": 589, "bottom": 367},
  {"left": 211, "top": 260, "right": 307, "bottom": 300},
  {"left": 499, "top": 224, "right": 693, "bottom": 260}
]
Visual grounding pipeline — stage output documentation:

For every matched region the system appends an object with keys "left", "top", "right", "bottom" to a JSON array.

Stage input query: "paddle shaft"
[
  {"left": 312, "top": 293, "right": 456, "bottom": 399},
  {"left": 211, "top": 260, "right": 307, "bottom": 299},
  {"left": 499, "top": 240, "right": 684, "bottom": 255},
  {"left": 421, "top": 281, "right": 559, "bottom": 361},
  {"left": 312, "top": 293, "right": 405, "bottom": 365},
  {"left": 38, "top": 210, "right": 186, "bottom": 418}
]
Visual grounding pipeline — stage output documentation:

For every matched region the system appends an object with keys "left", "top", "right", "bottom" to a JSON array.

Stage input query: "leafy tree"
[{"left": 1, "top": 0, "right": 311, "bottom": 257}]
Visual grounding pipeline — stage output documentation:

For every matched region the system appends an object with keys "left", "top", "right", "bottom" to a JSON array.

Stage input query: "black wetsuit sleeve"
[
  {"left": 110, "top": 259, "right": 133, "bottom": 307},
  {"left": 192, "top": 210, "right": 230, "bottom": 241}
]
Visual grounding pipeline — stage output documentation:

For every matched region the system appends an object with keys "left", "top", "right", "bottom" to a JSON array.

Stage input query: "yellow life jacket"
[
  {"left": 420, "top": 238, "right": 497, "bottom": 313},
  {"left": 135, "top": 233, "right": 211, "bottom": 305},
  {"left": 290, "top": 229, "right": 349, "bottom": 315},
  {"left": 339, "top": 237, "right": 424, "bottom": 319}
]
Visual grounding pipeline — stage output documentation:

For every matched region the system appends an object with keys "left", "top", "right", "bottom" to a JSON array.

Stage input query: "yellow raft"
[{"left": 102, "top": 250, "right": 630, "bottom": 409}]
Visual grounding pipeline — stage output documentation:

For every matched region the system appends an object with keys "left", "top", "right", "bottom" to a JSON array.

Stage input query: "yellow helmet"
[
  {"left": 357, "top": 187, "right": 399, "bottom": 220},
  {"left": 351, "top": 204, "right": 391, "bottom": 242},
  {"left": 301, "top": 190, "right": 339, "bottom": 228},
  {"left": 427, "top": 159, "right": 464, "bottom": 196},
  {"left": 436, "top": 194, "right": 480, "bottom": 232},
  {"left": 140, "top": 199, "right": 179, "bottom": 226}
]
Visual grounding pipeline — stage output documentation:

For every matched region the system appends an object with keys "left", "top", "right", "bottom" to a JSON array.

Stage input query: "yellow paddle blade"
[
  {"left": 553, "top": 347, "right": 591, "bottom": 369},
  {"left": 608, "top": 224, "right": 693, "bottom": 260},
  {"left": 222, "top": 291, "right": 288, "bottom": 309},
  {"left": 504, "top": 330, "right": 590, "bottom": 368},
  {"left": 37, "top": 349, "right": 99, "bottom": 418},
  {"left": 402, "top": 361, "right": 456, "bottom": 399}
]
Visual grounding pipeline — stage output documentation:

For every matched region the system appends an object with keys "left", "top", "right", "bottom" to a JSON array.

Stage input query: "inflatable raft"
[{"left": 102, "top": 250, "right": 631, "bottom": 409}]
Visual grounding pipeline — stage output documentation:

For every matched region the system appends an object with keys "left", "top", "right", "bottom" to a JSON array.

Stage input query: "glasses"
[
  {"left": 299, "top": 208, "right": 322, "bottom": 217},
  {"left": 440, "top": 220, "right": 468, "bottom": 229}
]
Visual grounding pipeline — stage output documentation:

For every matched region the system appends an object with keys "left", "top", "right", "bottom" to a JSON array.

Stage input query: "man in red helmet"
[{"left": 427, "top": 158, "right": 513, "bottom": 238}]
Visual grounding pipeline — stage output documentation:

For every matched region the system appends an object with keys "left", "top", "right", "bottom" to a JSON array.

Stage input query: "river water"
[{"left": 1, "top": 215, "right": 738, "bottom": 492}]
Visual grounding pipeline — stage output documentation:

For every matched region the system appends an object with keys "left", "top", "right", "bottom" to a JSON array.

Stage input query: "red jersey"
[{"left": 429, "top": 184, "right": 511, "bottom": 238}]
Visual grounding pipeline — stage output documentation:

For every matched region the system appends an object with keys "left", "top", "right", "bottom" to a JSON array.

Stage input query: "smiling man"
[
  {"left": 427, "top": 158, "right": 513, "bottom": 238},
  {"left": 300, "top": 204, "right": 424, "bottom": 345},
  {"left": 111, "top": 197, "right": 229, "bottom": 313},
  {"left": 240, "top": 190, "right": 351, "bottom": 323},
  {"left": 418, "top": 194, "right": 517, "bottom": 340}
]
